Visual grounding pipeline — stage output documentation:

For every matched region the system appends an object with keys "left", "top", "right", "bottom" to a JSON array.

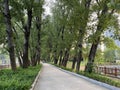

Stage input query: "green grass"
[
  {"left": 0, "top": 65, "right": 42, "bottom": 90},
  {"left": 66, "top": 61, "right": 85, "bottom": 71}
]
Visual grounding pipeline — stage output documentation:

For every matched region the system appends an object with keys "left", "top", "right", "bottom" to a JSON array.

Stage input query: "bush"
[{"left": 0, "top": 65, "right": 42, "bottom": 90}]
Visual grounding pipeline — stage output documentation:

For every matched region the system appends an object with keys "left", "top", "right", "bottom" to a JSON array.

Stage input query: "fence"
[
  {"left": 0, "top": 64, "right": 10, "bottom": 70},
  {"left": 96, "top": 66, "right": 120, "bottom": 78}
]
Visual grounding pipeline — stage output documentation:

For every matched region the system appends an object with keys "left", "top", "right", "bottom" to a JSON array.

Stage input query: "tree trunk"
[
  {"left": 85, "top": 40, "right": 99, "bottom": 73},
  {"left": 63, "top": 53, "right": 69, "bottom": 67},
  {"left": 30, "top": 50, "right": 37, "bottom": 66},
  {"left": 76, "top": 43, "right": 83, "bottom": 72},
  {"left": 13, "top": 27, "right": 23, "bottom": 67},
  {"left": 16, "top": 49, "right": 23, "bottom": 67},
  {"left": 72, "top": 56, "right": 77, "bottom": 70},
  {"left": 22, "top": 9, "right": 32, "bottom": 68},
  {"left": 75, "top": 0, "right": 91, "bottom": 72},
  {"left": 18, "top": 55, "right": 23, "bottom": 67},
  {"left": 54, "top": 56, "right": 58, "bottom": 64},
  {"left": 36, "top": 16, "right": 41, "bottom": 65},
  {"left": 23, "top": 32, "right": 30, "bottom": 68},
  {"left": 62, "top": 49, "right": 70, "bottom": 67},
  {"left": 3, "top": 0, "right": 16, "bottom": 71},
  {"left": 59, "top": 50, "right": 63, "bottom": 66},
  {"left": 54, "top": 45, "right": 58, "bottom": 64}
]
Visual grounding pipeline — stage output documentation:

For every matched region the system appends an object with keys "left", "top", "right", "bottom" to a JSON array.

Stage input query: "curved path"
[{"left": 34, "top": 63, "right": 118, "bottom": 90}]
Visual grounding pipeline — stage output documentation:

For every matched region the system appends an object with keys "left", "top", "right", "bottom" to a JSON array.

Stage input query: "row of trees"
[
  {"left": 0, "top": 0, "right": 120, "bottom": 74},
  {"left": 0, "top": 0, "right": 44, "bottom": 70},
  {"left": 43, "top": 0, "right": 120, "bottom": 73}
]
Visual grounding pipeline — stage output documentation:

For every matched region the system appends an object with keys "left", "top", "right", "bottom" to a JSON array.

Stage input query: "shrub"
[{"left": 0, "top": 65, "right": 42, "bottom": 90}]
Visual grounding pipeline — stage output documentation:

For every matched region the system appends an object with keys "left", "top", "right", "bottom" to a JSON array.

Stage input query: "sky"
[{"left": 44, "top": 0, "right": 55, "bottom": 15}]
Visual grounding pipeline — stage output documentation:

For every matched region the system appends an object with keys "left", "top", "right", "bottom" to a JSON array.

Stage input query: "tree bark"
[
  {"left": 75, "top": 0, "right": 91, "bottom": 72},
  {"left": 59, "top": 50, "right": 63, "bottom": 66},
  {"left": 76, "top": 43, "right": 83, "bottom": 72},
  {"left": 31, "top": 52, "right": 37, "bottom": 66},
  {"left": 36, "top": 16, "right": 41, "bottom": 65},
  {"left": 72, "top": 56, "right": 77, "bottom": 70},
  {"left": 62, "top": 49, "right": 69, "bottom": 67},
  {"left": 85, "top": 39, "right": 99, "bottom": 73},
  {"left": 3, "top": 0, "right": 16, "bottom": 71},
  {"left": 54, "top": 49, "right": 58, "bottom": 64},
  {"left": 18, "top": 55, "right": 23, "bottom": 67},
  {"left": 22, "top": 9, "right": 32, "bottom": 68},
  {"left": 23, "top": 32, "right": 30, "bottom": 68}
]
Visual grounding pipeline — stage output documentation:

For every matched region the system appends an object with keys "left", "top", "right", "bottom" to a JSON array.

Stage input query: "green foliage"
[
  {"left": 104, "top": 49, "right": 115, "bottom": 62},
  {"left": 0, "top": 65, "right": 42, "bottom": 90},
  {"left": 104, "top": 49, "right": 120, "bottom": 62},
  {"left": 104, "top": 37, "right": 120, "bottom": 49}
]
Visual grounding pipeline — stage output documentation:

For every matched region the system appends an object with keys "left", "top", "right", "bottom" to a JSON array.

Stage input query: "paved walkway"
[{"left": 34, "top": 63, "right": 111, "bottom": 90}]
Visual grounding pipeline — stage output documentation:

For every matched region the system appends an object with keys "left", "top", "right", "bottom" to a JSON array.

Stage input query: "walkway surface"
[{"left": 34, "top": 63, "right": 110, "bottom": 90}]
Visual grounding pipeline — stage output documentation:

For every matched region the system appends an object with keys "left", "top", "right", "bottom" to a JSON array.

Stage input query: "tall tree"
[
  {"left": 34, "top": 0, "right": 44, "bottom": 65},
  {"left": 75, "top": 0, "right": 91, "bottom": 72},
  {"left": 22, "top": 8, "right": 32, "bottom": 68},
  {"left": 3, "top": 0, "right": 16, "bottom": 70},
  {"left": 85, "top": 0, "right": 115, "bottom": 73}
]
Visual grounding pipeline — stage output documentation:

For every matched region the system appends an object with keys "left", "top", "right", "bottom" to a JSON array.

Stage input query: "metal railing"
[{"left": 96, "top": 66, "right": 120, "bottom": 78}]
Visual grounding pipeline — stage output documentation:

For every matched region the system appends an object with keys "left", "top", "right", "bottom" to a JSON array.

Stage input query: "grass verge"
[
  {"left": 0, "top": 64, "right": 42, "bottom": 90},
  {"left": 51, "top": 63, "right": 120, "bottom": 88}
]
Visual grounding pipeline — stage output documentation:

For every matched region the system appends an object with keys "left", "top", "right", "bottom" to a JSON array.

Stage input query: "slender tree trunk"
[
  {"left": 85, "top": 39, "right": 99, "bottom": 73},
  {"left": 53, "top": 45, "right": 59, "bottom": 64},
  {"left": 48, "top": 41, "right": 52, "bottom": 62},
  {"left": 54, "top": 50, "right": 58, "bottom": 64},
  {"left": 63, "top": 53, "right": 69, "bottom": 67},
  {"left": 76, "top": 43, "right": 83, "bottom": 72},
  {"left": 75, "top": 0, "right": 91, "bottom": 72},
  {"left": 18, "top": 55, "right": 23, "bottom": 67},
  {"left": 62, "top": 48, "right": 70, "bottom": 67},
  {"left": 36, "top": 16, "right": 41, "bottom": 64},
  {"left": 54, "top": 58, "right": 58, "bottom": 64},
  {"left": 23, "top": 32, "right": 30, "bottom": 68},
  {"left": 62, "top": 46, "right": 72, "bottom": 68},
  {"left": 3, "top": 0, "right": 16, "bottom": 71},
  {"left": 30, "top": 47, "right": 37, "bottom": 66},
  {"left": 59, "top": 50, "right": 63, "bottom": 66},
  {"left": 22, "top": 9, "right": 32, "bottom": 68},
  {"left": 16, "top": 49, "right": 23, "bottom": 67},
  {"left": 53, "top": 46, "right": 58, "bottom": 64},
  {"left": 72, "top": 56, "right": 77, "bottom": 70}
]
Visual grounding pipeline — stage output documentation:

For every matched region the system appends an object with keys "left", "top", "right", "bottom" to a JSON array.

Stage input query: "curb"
[
  {"left": 30, "top": 65, "right": 43, "bottom": 90},
  {"left": 50, "top": 64, "right": 120, "bottom": 90}
]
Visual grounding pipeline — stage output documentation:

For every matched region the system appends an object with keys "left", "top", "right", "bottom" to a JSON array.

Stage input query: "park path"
[{"left": 34, "top": 63, "right": 110, "bottom": 90}]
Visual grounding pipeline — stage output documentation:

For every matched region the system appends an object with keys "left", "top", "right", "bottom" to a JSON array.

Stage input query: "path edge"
[
  {"left": 50, "top": 64, "right": 120, "bottom": 90},
  {"left": 30, "top": 65, "right": 43, "bottom": 90}
]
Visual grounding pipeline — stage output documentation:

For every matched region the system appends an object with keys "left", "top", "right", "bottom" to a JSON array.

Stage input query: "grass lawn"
[
  {"left": 66, "top": 61, "right": 86, "bottom": 71},
  {"left": 0, "top": 65, "right": 42, "bottom": 90}
]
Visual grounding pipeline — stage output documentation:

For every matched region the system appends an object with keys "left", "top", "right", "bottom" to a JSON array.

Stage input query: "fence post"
[
  {"left": 104, "top": 67, "right": 106, "bottom": 75},
  {"left": 115, "top": 68, "right": 117, "bottom": 77}
]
